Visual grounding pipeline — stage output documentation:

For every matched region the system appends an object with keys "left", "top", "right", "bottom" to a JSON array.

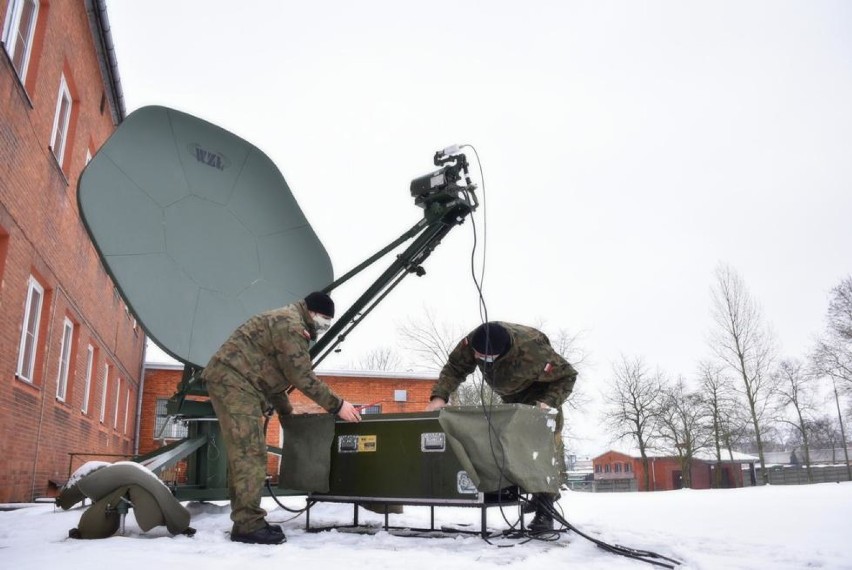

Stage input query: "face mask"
[
  {"left": 473, "top": 351, "right": 497, "bottom": 363},
  {"left": 312, "top": 313, "right": 333, "bottom": 333}
]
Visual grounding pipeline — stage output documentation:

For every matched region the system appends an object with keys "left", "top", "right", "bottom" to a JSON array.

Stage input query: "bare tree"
[
  {"left": 548, "top": 328, "right": 591, "bottom": 413},
  {"left": 601, "top": 355, "right": 665, "bottom": 491},
  {"left": 697, "top": 361, "right": 746, "bottom": 486},
  {"left": 397, "top": 309, "right": 465, "bottom": 372},
  {"left": 545, "top": 327, "right": 589, "bottom": 369},
  {"left": 397, "top": 311, "right": 494, "bottom": 406},
  {"left": 454, "top": 374, "right": 498, "bottom": 407},
  {"left": 352, "top": 347, "right": 405, "bottom": 371},
  {"left": 813, "top": 336, "right": 852, "bottom": 394},
  {"left": 806, "top": 415, "right": 844, "bottom": 456},
  {"left": 774, "top": 359, "right": 818, "bottom": 482},
  {"left": 655, "top": 377, "right": 710, "bottom": 489},
  {"left": 827, "top": 276, "right": 852, "bottom": 342},
  {"left": 811, "top": 276, "right": 852, "bottom": 481},
  {"left": 709, "top": 264, "right": 777, "bottom": 484}
]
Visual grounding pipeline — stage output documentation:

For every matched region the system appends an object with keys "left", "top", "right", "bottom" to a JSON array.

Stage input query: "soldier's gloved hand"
[
  {"left": 425, "top": 397, "right": 447, "bottom": 412},
  {"left": 337, "top": 400, "right": 362, "bottom": 423}
]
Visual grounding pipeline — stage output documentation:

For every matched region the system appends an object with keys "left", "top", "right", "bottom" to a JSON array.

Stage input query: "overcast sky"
[{"left": 108, "top": 1, "right": 852, "bottom": 447}]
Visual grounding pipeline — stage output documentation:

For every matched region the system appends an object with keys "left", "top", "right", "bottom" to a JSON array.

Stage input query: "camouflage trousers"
[{"left": 205, "top": 370, "right": 269, "bottom": 535}]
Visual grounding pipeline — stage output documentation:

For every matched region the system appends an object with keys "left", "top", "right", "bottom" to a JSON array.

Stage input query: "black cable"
[
  {"left": 458, "top": 147, "right": 680, "bottom": 560},
  {"left": 519, "top": 491, "right": 682, "bottom": 568},
  {"left": 461, "top": 144, "right": 488, "bottom": 325},
  {"left": 459, "top": 146, "right": 550, "bottom": 543},
  {"left": 264, "top": 478, "right": 316, "bottom": 516}
]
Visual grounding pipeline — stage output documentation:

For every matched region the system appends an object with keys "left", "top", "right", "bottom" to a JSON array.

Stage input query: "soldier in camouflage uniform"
[
  {"left": 425, "top": 321, "right": 578, "bottom": 532},
  {"left": 202, "top": 292, "right": 361, "bottom": 544}
]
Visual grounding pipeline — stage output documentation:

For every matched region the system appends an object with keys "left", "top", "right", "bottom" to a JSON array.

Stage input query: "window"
[
  {"left": 81, "top": 345, "right": 94, "bottom": 413},
  {"left": 16, "top": 275, "right": 44, "bottom": 382},
  {"left": 594, "top": 464, "right": 601, "bottom": 474},
  {"left": 604, "top": 464, "right": 611, "bottom": 473},
  {"left": 55, "top": 318, "right": 73, "bottom": 401},
  {"left": 123, "top": 389, "right": 130, "bottom": 434},
  {"left": 357, "top": 404, "right": 381, "bottom": 415},
  {"left": 155, "top": 398, "right": 188, "bottom": 439},
  {"left": 2, "top": 0, "right": 38, "bottom": 83},
  {"left": 99, "top": 363, "right": 109, "bottom": 423},
  {"left": 50, "top": 75, "right": 72, "bottom": 166},
  {"left": 113, "top": 377, "right": 121, "bottom": 428},
  {"left": 614, "top": 463, "right": 622, "bottom": 473},
  {"left": 625, "top": 463, "right": 632, "bottom": 473}
]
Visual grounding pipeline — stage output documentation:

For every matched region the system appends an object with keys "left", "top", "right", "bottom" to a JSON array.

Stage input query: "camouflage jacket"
[
  {"left": 430, "top": 322, "right": 578, "bottom": 409},
  {"left": 202, "top": 301, "right": 342, "bottom": 415}
]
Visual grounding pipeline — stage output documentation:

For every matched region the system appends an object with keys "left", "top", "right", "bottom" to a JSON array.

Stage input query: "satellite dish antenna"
[{"left": 78, "top": 106, "right": 333, "bottom": 368}]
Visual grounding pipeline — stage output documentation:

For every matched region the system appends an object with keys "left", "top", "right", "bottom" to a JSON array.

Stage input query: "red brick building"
[
  {"left": 0, "top": 0, "right": 144, "bottom": 502},
  {"left": 139, "top": 362, "right": 437, "bottom": 481},
  {"left": 593, "top": 449, "right": 757, "bottom": 492}
]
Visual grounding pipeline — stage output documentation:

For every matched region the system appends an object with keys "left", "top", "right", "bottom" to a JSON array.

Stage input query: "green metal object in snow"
[
  {"left": 77, "top": 106, "right": 332, "bottom": 368},
  {"left": 279, "top": 405, "right": 557, "bottom": 503}
]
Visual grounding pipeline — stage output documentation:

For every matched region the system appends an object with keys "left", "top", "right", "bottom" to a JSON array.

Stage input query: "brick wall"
[
  {"left": 593, "top": 450, "right": 751, "bottom": 491},
  {"left": 0, "top": 1, "right": 144, "bottom": 502}
]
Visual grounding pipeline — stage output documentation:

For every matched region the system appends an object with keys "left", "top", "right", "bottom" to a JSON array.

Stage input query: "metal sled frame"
[{"left": 304, "top": 489, "right": 520, "bottom": 538}]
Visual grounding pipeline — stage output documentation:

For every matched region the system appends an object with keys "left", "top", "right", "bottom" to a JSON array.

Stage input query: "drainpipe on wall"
[
  {"left": 30, "top": 287, "right": 61, "bottom": 501},
  {"left": 651, "top": 458, "right": 656, "bottom": 491},
  {"left": 133, "top": 339, "right": 148, "bottom": 456},
  {"left": 85, "top": 0, "right": 126, "bottom": 123}
]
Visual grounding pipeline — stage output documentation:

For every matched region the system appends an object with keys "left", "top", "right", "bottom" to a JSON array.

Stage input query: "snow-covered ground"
[{"left": 1, "top": 482, "right": 850, "bottom": 569}]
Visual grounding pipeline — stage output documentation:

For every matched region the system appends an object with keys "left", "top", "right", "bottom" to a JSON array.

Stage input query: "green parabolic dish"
[{"left": 78, "top": 106, "right": 333, "bottom": 368}]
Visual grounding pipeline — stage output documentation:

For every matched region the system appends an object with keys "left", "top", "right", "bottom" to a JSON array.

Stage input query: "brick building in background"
[
  {"left": 139, "top": 363, "right": 437, "bottom": 481},
  {"left": 593, "top": 449, "right": 757, "bottom": 492},
  {"left": 0, "top": 0, "right": 145, "bottom": 502}
]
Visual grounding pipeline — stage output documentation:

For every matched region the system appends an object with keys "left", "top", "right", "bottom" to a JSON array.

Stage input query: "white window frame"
[
  {"left": 113, "top": 377, "right": 121, "bottom": 428},
  {"left": 2, "top": 0, "right": 39, "bottom": 83},
  {"left": 99, "top": 363, "right": 109, "bottom": 423},
  {"left": 55, "top": 317, "right": 73, "bottom": 401},
  {"left": 16, "top": 275, "right": 44, "bottom": 383},
  {"left": 50, "top": 74, "right": 72, "bottom": 166},
  {"left": 154, "top": 398, "right": 188, "bottom": 440},
  {"left": 81, "top": 345, "right": 94, "bottom": 414},
  {"left": 123, "top": 389, "right": 130, "bottom": 434}
]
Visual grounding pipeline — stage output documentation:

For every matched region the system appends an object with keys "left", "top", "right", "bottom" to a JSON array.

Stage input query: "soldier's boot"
[
  {"left": 231, "top": 523, "right": 286, "bottom": 545},
  {"left": 528, "top": 494, "right": 555, "bottom": 532}
]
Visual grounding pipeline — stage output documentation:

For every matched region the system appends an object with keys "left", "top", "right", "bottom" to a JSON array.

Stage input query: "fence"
[
  {"left": 566, "top": 479, "right": 638, "bottom": 493},
  {"left": 758, "top": 465, "right": 852, "bottom": 486}
]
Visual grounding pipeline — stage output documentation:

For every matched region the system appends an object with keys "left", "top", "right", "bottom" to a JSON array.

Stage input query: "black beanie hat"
[
  {"left": 470, "top": 322, "right": 510, "bottom": 356},
  {"left": 304, "top": 291, "right": 334, "bottom": 318}
]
